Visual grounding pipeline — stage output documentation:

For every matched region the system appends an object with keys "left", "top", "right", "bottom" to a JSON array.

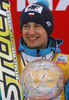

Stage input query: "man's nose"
[{"left": 28, "top": 27, "right": 36, "bottom": 35}]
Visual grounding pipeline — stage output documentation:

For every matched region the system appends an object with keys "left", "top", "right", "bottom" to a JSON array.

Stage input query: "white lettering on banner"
[
  {"left": 47, "top": 0, "right": 53, "bottom": 11},
  {"left": 17, "top": 0, "right": 25, "bottom": 11},
  {"left": 56, "top": 0, "right": 69, "bottom": 11},
  {"left": 17, "top": 0, "right": 69, "bottom": 11},
  {"left": 17, "top": 0, "right": 52, "bottom": 11},
  {"left": 27, "top": 0, "right": 37, "bottom": 4}
]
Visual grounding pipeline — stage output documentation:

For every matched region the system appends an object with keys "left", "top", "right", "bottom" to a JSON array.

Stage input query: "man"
[{"left": 17, "top": 0, "right": 69, "bottom": 100}]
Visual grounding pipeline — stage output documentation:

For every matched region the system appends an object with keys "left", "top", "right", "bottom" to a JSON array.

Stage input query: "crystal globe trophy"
[{"left": 20, "top": 59, "right": 65, "bottom": 100}]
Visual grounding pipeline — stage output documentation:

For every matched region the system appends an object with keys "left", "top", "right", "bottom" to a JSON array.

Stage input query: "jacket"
[{"left": 17, "top": 36, "right": 69, "bottom": 100}]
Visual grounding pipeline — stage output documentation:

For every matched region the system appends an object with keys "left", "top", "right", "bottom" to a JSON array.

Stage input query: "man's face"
[{"left": 22, "top": 22, "right": 48, "bottom": 49}]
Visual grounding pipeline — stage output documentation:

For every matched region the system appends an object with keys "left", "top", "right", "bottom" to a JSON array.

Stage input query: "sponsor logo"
[
  {"left": 0, "top": 0, "right": 22, "bottom": 99},
  {"left": 25, "top": 4, "right": 43, "bottom": 14},
  {"left": 46, "top": 21, "right": 52, "bottom": 27}
]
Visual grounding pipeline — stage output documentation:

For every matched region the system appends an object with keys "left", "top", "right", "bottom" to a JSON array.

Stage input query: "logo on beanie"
[
  {"left": 25, "top": 4, "right": 43, "bottom": 14},
  {"left": 46, "top": 21, "right": 52, "bottom": 27}
]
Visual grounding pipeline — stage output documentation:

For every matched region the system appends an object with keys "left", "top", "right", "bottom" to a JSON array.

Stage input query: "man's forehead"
[{"left": 23, "top": 22, "right": 41, "bottom": 25}]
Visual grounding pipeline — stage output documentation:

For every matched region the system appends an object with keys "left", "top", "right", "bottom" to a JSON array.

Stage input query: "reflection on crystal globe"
[{"left": 20, "top": 59, "right": 65, "bottom": 100}]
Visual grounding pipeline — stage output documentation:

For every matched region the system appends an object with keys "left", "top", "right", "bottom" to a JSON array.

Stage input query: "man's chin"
[{"left": 26, "top": 45, "right": 39, "bottom": 49}]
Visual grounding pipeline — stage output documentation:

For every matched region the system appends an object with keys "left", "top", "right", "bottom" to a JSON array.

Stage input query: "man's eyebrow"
[{"left": 24, "top": 23, "right": 28, "bottom": 24}]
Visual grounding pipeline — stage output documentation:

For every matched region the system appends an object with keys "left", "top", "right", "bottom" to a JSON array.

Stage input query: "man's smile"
[{"left": 27, "top": 37, "right": 39, "bottom": 41}]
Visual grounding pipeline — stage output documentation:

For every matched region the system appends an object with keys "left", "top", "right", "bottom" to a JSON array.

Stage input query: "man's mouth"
[{"left": 28, "top": 37, "right": 39, "bottom": 41}]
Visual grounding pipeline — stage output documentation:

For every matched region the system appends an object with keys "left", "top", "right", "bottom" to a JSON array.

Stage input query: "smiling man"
[
  {"left": 17, "top": 0, "right": 69, "bottom": 100},
  {"left": 22, "top": 22, "right": 48, "bottom": 49}
]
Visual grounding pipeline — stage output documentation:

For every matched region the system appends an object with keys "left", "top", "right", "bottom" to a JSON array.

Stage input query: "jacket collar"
[{"left": 18, "top": 36, "right": 63, "bottom": 57}]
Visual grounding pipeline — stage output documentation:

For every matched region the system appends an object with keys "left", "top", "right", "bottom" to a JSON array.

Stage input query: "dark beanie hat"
[{"left": 19, "top": 3, "right": 54, "bottom": 36}]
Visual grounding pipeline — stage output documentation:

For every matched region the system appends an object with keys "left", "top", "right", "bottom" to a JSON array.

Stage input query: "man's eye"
[
  {"left": 23, "top": 25, "right": 28, "bottom": 27},
  {"left": 35, "top": 25, "right": 41, "bottom": 27}
]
